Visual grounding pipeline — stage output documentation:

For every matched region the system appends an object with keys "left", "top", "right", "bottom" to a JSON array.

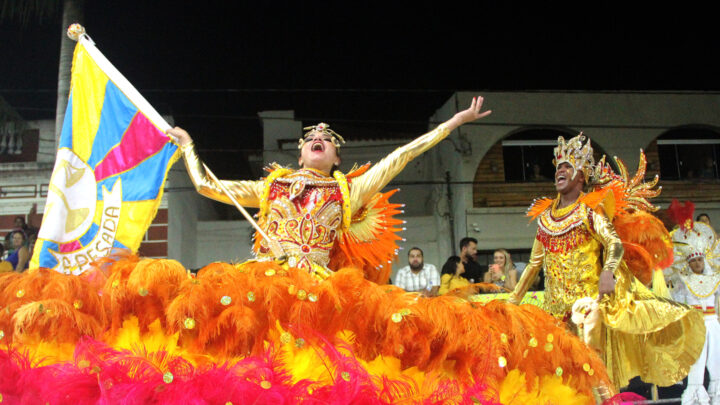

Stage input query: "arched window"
[
  {"left": 473, "top": 128, "right": 612, "bottom": 207},
  {"left": 657, "top": 127, "right": 720, "bottom": 181},
  {"left": 500, "top": 128, "right": 609, "bottom": 183}
]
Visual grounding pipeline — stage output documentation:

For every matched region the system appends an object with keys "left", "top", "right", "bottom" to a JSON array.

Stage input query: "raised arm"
[
  {"left": 349, "top": 96, "right": 491, "bottom": 210},
  {"left": 168, "top": 127, "right": 263, "bottom": 208},
  {"left": 509, "top": 237, "right": 545, "bottom": 304}
]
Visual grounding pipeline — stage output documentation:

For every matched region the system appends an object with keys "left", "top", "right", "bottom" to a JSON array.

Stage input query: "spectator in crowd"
[
  {"left": 394, "top": 247, "right": 440, "bottom": 296},
  {"left": 697, "top": 213, "right": 711, "bottom": 226},
  {"left": 4, "top": 204, "right": 39, "bottom": 253},
  {"left": 6, "top": 230, "right": 29, "bottom": 271},
  {"left": 0, "top": 244, "right": 12, "bottom": 272},
  {"left": 483, "top": 249, "right": 518, "bottom": 290},
  {"left": 438, "top": 256, "right": 470, "bottom": 295},
  {"left": 459, "top": 237, "right": 483, "bottom": 283},
  {"left": 529, "top": 163, "right": 550, "bottom": 182},
  {"left": 699, "top": 157, "right": 716, "bottom": 180},
  {"left": 27, "top": 233, "right": 37, "bottom": 258}
]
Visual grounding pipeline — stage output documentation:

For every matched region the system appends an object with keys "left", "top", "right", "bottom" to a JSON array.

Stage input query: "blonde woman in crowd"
[{"left": 484, "top": 248, "right": 517, "bottom": 290}]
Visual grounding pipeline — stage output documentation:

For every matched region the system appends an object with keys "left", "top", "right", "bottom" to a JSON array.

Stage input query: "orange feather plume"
[{"left": 329, "top": 189, "right": 404, "bottom": 284}]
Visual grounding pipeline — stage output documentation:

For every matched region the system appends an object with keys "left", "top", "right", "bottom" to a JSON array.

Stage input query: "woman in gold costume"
[
  {"left": 168, "top": 98, "right": 491, "bottom": 284},
  {"left": 510, "top": 133, "right": 705, "bottom": 391}
]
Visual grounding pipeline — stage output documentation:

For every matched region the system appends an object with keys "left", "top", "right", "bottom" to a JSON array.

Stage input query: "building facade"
[{"left": 3, "top": 91, "right": 720, "bottom": 279}]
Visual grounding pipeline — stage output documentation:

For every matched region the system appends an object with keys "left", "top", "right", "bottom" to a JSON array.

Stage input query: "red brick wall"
[{"left": 137, "top": 208, "right": 168, "bottom": 258}]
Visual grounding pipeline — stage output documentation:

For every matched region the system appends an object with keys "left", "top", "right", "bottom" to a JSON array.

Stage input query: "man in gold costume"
[{"left": 510, "top": 134, "right": 705, "bottom": 390}]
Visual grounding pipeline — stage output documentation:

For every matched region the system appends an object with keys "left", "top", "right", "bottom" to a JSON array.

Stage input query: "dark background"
[{"left": 1, "top": 1, "right": 717, "bottom": 176}]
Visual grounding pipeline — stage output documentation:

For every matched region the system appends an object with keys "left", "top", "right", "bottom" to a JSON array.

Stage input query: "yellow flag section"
[{"left": 31, "top": 34, "right": 180, "bottom": 275}]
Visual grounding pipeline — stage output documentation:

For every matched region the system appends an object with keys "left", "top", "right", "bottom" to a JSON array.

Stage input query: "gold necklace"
[{"left": 551, "top": 193, "right": 584, "bottom": 218}]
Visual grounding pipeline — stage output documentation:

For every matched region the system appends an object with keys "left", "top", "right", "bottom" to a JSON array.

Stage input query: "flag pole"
[{"left": 202, "top": 163, "right": 287, "bottom": 261}]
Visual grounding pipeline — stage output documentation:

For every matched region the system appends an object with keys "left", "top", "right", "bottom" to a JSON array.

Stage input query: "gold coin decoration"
[
  {"left": 295, "top": 338, "right": 306, "bottom": 348},
  {"left": 16, "top": 289, "right": 25, "bottom": 298},
  {"left": 528, "top": 337, "right": 538, "bottom": 348},
  {"left": 221, "top": 296, "right": 232, "bottom": 306},
  {"left": 582, "top": 363, "right": 591, "bottom": 372},
  {"left": 391, "top": 313, "right": 403, "bottom": 323},
  {"left": 265, "top": 269, "right": 276, "bottom": 277},
  {"left": 296, "top": 290, "right": 307, "bottom": 301},
  {"left": 288, "top": 285, "right": 296, "bottom": 295},
  {"left": 544, "top": 343, "right": 553, "bottom": 352},
  {"left": 280, "top": 332, "right": 292, "bottom": 344},
  {"left": 247, "top": 292, "right": 256, "bottom": 302},
  {"left": 163, "top": 372, "right": 174, "bottom": 383},
  {"left": 0, "top": 330, "right": 4, "bottom": 340},
  {"left": 399, "top": 308, "right": 411, "bottom": 316},
  {"left": 500, "top": 333, "right": 508, "bottom": 344},
  {"left": 78, "top": 360, "right": 90, "bottom": 369},
  {"left": 138, "top": 287, "right": 149, "bottom": 297},
  {"left": 73, "top": 300, "right": 83, "bottom": 309},
  {"left": 588, "top": 369, "right": 594, "bottom": 376},
  {"left": 260, "top": 380, "right": 272, "bottom": 389},
  {"left": 555, "top": 367, "right": 563, "bottom": 377},
  {"left": 498, "top": 356, "right": 507, "bottom": 367},
  {"left": 308, "top": 293, "right": 318, "bottom": 302},
  {"left": 184, "top": 318, "right": 196, "bottom": 330},
  {"left": 111, "top": 280, "right": 119, "bottom": 288},
  {"left": 546, "top": 334, "right": 554, "bottom": 343},
  {"left": 341, "top": 371, "right": 351, "bottom": 381}
]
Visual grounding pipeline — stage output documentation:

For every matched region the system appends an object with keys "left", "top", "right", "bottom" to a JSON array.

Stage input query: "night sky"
[{"left": 1, "top": 2, "right": 717, "bottom": 175}]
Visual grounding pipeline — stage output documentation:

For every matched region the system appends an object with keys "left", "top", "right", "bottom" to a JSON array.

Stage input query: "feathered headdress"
[
  {"left": 667, "top": 199, "right": 720, "bottom": 275},
  {"left": 667, "top": 199, "right": 695, "bottom": 233}
]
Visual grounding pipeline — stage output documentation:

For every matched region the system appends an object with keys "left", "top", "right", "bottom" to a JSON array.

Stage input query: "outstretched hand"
[
  {"left": 167, "top": 127, "right": 192, "bottom": 146},
  {"left": 446, "top": 96, "right": 492, "bottom": 131},
  {"left": 458, "top": 96, "right": 492, "bottom": 124}
]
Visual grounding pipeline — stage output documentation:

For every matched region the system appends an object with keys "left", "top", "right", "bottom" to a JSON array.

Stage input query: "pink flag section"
[{"left": 94, "top": 113, "right": 170, "bottom": 182}]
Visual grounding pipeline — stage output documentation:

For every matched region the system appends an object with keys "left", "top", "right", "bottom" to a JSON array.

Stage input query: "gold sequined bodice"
[
  {"left": 256, "top": 169, "right": 343, "bottom": 276},
  {"left": 537, "top": 201, "right": 603, "bottom": 318}
]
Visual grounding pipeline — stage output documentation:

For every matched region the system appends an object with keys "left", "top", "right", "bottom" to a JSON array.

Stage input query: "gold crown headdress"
[
  {"left": 298, "top": 122, "right": 345, "bottom": 149},
  {"left": 553, "top": 132, "right": 595, "bottom": 183}
]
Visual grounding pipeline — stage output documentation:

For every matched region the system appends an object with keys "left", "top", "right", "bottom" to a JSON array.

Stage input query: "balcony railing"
[{"left": 473, "top": 180, "right": 720, "bottom": 208}]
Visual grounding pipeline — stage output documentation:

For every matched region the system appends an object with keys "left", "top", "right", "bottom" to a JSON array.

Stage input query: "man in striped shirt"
[{"left": 394, "top": 247, "right": 440, "bottom": 296}]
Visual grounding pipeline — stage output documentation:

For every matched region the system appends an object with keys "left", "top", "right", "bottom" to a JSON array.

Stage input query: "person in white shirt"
[
  {"left": 672, "top": 250, "right": 720, "bottom": 405},
  {"left": 667, "top": 212, "right": 720, "bottom": 405},
  {"left": 394, "top": 247, "right": 440, "bottom": 296}
]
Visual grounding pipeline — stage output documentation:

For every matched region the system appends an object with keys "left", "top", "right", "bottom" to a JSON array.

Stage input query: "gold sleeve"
[
  {"left": 589, "top": 209, "right": 624, "bottom": 275},
  {"left": 349, "top": 124, "right": 450, "bottom": 211},
  {"left": 509, "top": 237, "right": 545, "bottom": 304},
  {"left": 181, "top": 142, "right": 263, "bottom": 208}
]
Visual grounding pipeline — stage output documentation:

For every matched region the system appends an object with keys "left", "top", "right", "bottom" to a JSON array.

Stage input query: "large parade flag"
[{"left": 31, "top": 25, "right": 180, "bottom": 274}]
